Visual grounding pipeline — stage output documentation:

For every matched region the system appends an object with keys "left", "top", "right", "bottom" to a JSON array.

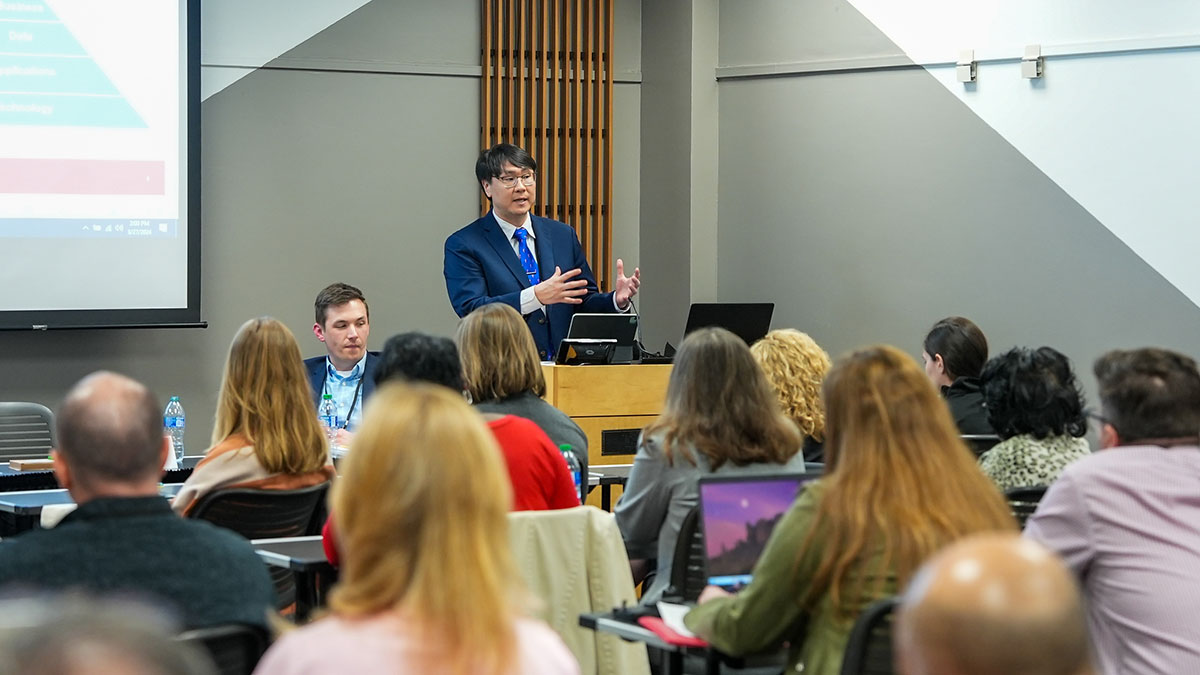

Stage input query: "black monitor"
[
  {"left": 684, "top": 303, "right": 774, "bottom": 345},
  {"left": 564, "top": 313, "right": 639, "bottom": 363}
]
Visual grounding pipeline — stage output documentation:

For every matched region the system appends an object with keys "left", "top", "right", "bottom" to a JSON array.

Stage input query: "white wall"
[{"left": 848, "top": 0, "right": 1200, "bottom": 310}]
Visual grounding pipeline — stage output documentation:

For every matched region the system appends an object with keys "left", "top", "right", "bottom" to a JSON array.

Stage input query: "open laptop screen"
[
  {"left": 698, "top": 472, "right": 819, "bottom": 592},
  {"left": 683, "top": 303, "right": 774, "bottom": 345}
]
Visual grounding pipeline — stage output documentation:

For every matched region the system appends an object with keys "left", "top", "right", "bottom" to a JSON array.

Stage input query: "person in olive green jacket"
[{"left": 685, "top": 345, "right": 1017, "bottom": 675}]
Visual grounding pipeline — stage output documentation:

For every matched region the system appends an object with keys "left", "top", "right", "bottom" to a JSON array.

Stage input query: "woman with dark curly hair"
[{"left": 978, "top": 346, "right": 1091, "bottom": 490}]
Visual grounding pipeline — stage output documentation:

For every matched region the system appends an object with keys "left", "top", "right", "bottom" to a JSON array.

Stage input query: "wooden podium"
[{"left": 541, "top": 363, "right": 672, "bottom": 507}]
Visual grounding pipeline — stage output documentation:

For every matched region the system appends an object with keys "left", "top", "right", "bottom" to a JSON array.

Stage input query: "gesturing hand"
[
  {"left": 614, "top": 258, "right": 641, "bottom": 309},
  {"left": 534, "top": 266, "right": 589, "bottom": 306}
]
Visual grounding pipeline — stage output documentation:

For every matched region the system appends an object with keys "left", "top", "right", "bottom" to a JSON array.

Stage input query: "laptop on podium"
[{"left": 684, "top": 303, "right": 774, "bottom": 345}]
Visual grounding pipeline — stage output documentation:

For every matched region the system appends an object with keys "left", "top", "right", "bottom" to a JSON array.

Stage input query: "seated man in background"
[
  {"left": 895, "top": 534, "right": 1094, "bottom": 675},
  {"left": 1026, "top": 347, "right": 1200, "bottom": 674},
  {"left": 305, "top": 282, "right": 379, "bottom": 447},
  {"left": 0, "top": 372, "right": 275, "bottom": 630}
]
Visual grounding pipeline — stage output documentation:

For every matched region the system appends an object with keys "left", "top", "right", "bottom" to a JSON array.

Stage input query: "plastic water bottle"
[
  {"left": 319, "top": 394, "right": 340, "bottom": 443},
  {"left": 163, "top": 396, "right": 185, "bottom": 467},
  {"left": 560, "top": 443, "right": 582, "bottom": 500}
]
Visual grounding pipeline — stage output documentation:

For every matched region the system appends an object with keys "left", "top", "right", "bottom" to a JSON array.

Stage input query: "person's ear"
[
  {"left": 313, "top": 322, "right": 326, "bottom": 343},
  {"left": 1099, "top": 423, "right": 1121, "bottom": 449},
  {"left": 159, "top": 436, "right": 171, "bottom": 469},
  {"left": 933, "top": 354, "right": 946, "bottom": 375},
  {"left": 481, "top": 180, "right": 493, "bottom": 200},
  {"left": 51, "top": 449, "right": 72, "bottom": 491}
]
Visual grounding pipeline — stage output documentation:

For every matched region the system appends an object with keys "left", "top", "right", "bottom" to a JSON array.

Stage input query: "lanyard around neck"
[{"left": 322, "top": 366, "right": 365, "bottom": 423}]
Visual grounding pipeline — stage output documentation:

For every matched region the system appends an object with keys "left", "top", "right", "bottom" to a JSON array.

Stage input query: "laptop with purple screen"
[{"left": 698, "top": 472, "right": 820, "bottom": 592}]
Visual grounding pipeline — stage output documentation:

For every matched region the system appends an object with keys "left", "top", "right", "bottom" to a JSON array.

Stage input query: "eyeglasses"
[{"left": 494, "top": 173, "right": 536, "bottom": 188}]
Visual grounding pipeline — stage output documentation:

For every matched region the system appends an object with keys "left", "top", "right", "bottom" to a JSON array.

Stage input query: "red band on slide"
[{"left": 0, "top": 158, "right": 165, "bottom": 195}]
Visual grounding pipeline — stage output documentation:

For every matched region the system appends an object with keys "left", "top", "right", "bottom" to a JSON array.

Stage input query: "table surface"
[
  {"left": 251, "top": 535, "right": 330, "bottom": 571},
  {"left": 0, "top": 483, "right": 181, "bottom": 515},
  {"left": 580, "top": 611, "right": 679, "bottom": 653}
]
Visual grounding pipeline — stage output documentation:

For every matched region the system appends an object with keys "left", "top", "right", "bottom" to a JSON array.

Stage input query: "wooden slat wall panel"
[{"left": 481, "top": 0, "right": 614, "bottom": 291}]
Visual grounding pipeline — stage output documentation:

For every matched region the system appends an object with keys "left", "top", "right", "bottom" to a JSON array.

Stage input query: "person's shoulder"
[
  {"left": 302, "top": 355, "right": 324, "bottom": 373},
  {"left": 513, "top": 617, "right": 580, "bottom": 674},
  {"left": 173, "top": 517, "right": 260, "bottom": 557},
  {"left": 530, "top": 215, "right": 577, "bottom": 238},
  {"left": 446, "top": 213, "right": 493, "bottom": 243}
]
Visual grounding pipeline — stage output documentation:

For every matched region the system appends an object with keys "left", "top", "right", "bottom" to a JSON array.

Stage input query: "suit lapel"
[
  {"left": 531, "top": 216, "right": 556, "bottom": 280},
  {"left": 481, "top": 212, "right": 532, "bottom": 288}
]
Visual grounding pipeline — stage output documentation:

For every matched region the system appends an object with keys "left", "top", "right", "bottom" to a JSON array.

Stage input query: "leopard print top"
[{"left": 980, "top": 433, "right": 1091, "bottom": 491}]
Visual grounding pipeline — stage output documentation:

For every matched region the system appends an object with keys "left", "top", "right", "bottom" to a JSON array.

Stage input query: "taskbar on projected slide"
[{"left": 0, "top": 218, "right": 178, "bottom": 238}]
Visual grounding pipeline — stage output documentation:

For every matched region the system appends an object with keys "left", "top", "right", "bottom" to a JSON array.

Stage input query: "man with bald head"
[
  {"left": 895, "top": 534, "right": 1094, "bottom": 675},
  {"left": 0, "top": 372, "right": 275, "bottom": 630}
]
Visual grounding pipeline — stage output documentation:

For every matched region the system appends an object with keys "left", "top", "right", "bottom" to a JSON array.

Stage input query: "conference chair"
[
  {"left": 1004, "top": 485, "right": 1049, "bottom": 529},
  {"left": 176, "top": 623, "right": 269, "bottom": 675},
  {"left": 0, "top": 402, "right": 55, "bottom": 461},
  {"left": 839, "top": 597, "right": 898, "bottom": 675},
  {"left": 188, "top": 483, "right": 331, "bottom": 611},
  {"left": 663, "top": 505, "right": 706, "bottom": 603},
  {"left": 509, "top": 506, "right": 650, "bottom": 675},
  {"left": 961, "top": 434, "right": 1001, "bottom": 458}
]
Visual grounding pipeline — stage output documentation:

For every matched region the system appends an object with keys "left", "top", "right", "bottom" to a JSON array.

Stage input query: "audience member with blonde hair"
[
  {"left": 457, "top": 302, "right": 588, "bottom": 480},
  {"left": 254, "top": 384, "right": 579, "bottom": 675},
  {"left": 752, "top": 329, "right": 832, "bottom": 463},
  {"left": 615, "top": 327, "right": 807, "bottom": 605},
  {"left": 684, "top": 345, "right": 1016, "bottom": 675},
  {"left": 174, "top": 317, "right": 335, "bottom": 515}
]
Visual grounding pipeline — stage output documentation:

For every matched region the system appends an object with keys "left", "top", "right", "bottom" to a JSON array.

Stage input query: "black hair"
[
  {"left": 1093, "top": 347, "right": 1200, "bottom": 442},
  {"left": 980, "top": 347, "right": 1087, "bottom": 440},
  {"left": 923, "top": 316, "right": 988, "bottom": 381},
  {"left": 374, "top": 332, "right": 464, "bottom": 392},
  {"left": 474, "top": 143, "right": 537, "bottom": 188}
]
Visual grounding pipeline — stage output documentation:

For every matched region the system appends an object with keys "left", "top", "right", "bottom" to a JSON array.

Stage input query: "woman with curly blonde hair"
[{"left": 751, "top": 329, "right": 832, "bottom": 463}]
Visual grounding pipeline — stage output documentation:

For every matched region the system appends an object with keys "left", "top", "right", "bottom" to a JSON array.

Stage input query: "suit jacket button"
[
  {"left": 538, "top": 317, "right": 546, "bottom": 325},
  {"left": 540, "top": 350, "right": 548, "bottom": 359}
]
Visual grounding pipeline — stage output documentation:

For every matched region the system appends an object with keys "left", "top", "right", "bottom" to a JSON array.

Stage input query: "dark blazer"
[
  {"left": 444, "top": 212, "right": 617, "bottom": 359},
  {"left": 304, "top": 351, "right": 381, "bottom": 409}
]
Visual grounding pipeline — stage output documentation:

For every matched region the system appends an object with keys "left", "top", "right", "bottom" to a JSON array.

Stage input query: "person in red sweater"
[{"left": 322, "top": 332, "right": 578, "bottom": 566}]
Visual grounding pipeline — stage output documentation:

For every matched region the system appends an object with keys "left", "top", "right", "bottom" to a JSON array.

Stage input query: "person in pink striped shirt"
[{"left": 1026, "top": 347, "right": 1200, "bottom": 675}]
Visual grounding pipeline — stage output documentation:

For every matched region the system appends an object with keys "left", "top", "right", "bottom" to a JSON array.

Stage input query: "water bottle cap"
[
  {"left": 559, "top": 444, "right": 573, "bottom": 451},
  {"left": 322, "top": 394, "right": 333, "bottom": 400},
  {"left": 169, "top": 396, "right": 180, "bottom": 401}
]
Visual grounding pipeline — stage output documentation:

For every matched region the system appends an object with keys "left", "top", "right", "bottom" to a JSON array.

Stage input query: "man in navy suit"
[
  {"left": 303, "top": 282, "right": 379, "bottom": 447},
  {"left": 444, "top": 143, "right": 641, "bottom": 359}
]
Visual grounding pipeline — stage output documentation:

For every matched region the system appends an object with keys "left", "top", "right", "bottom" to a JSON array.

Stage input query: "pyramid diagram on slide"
[{"left": 0, "top": 0, "right": 146, "bottom": 127}]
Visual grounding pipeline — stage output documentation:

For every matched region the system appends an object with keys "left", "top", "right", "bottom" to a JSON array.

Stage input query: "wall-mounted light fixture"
[
  {"left": 1022, "top": 45, "right": 1044, "bottom": 79},
  {"left": 957, "top": 49, "right": 977, "bottom": 83}
]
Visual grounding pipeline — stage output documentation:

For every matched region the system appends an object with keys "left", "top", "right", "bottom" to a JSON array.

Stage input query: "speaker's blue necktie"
[{"left": 513, "top": 227, "right": 540, "bottom": 286}]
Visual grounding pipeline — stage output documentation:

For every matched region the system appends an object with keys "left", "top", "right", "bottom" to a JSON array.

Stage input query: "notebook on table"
[{"left": 698, "top": 472, "right": 819, "bottom": 592}]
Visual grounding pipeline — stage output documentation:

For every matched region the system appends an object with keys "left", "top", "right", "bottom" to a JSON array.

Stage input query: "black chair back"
[
  {"left": 961, "top": 434, "right": 1001, "bottom": 458},
  {"left": 177, "top": 624, "right": 268, "bottom": 675},
  {"left": 839, "top": 596, "right": 898, "bottom": 675},
  {"left": 663, "top": 505, "right": 706, "bottom": 603},
  {"left": 1005, "top": 485, "right": 1048, "bottom": 529},
  {"left": 0, "top": 402, "right": 55, "bottom": 461},
  {"left": 188, "top": 483, "right": 330, "bottom": 610}
]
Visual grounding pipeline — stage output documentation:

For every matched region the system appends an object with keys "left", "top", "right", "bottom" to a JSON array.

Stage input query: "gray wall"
[
  {"left": 0, "top": 0, "right": 642, "bottom": 451},
  {"left": 712, "top": 0, "right": 1200, "bottom": 397}
]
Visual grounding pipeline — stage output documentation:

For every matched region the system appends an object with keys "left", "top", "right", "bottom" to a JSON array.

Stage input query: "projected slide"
[{"left": 0, "top": 0, "right": 188, "bottom": 314}]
